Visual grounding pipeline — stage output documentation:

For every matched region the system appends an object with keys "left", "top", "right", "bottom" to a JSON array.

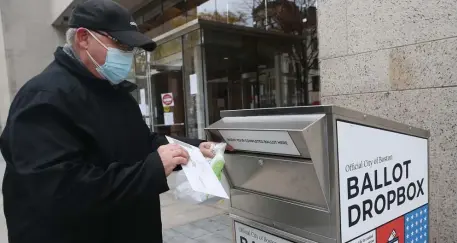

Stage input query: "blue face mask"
[{"left": 86, "top": 31, "right": 134, "bottom": 85}]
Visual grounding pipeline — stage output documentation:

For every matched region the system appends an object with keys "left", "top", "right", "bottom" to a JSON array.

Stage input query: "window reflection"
[
  {"left": 135, "top": 0, "right": 319, "bottom": 41},
  {"left": 128, "top": 0, "right": 321, "bottom": 138},
  {"left": 197, "top": 0, "right": 252, "bottom": 26},
  {"left": 131, "top": 51, "right": 153, "bottom": 130},
  {"left": 182, "top": 30, "right": 206, "bottom": 139},
  {"left": 204, "top": 29, "right": 305, "bottom": 124},
  {"left": 152, "top": 38, "right": 183, "bottom": 66}
]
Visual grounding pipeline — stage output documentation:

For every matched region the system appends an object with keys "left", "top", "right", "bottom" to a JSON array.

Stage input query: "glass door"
[
  {"left": 149, "top": 65, "right": 186, "bottom": 137},
  {"left": 132, "top": 51, "right": 154, "bottom": 131}
]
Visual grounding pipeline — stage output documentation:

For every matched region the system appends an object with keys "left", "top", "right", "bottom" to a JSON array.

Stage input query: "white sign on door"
[
  {"left": 337, "top": 121, "right": 428, "bottom": 243},
  {"left": 219, "top": 130, "right": 300, "bottom": 156}
]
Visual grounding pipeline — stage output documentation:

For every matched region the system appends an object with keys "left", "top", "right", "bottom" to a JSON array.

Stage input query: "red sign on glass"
[{"left": 161, "top": 93, "right": 174, "bottom": 107}]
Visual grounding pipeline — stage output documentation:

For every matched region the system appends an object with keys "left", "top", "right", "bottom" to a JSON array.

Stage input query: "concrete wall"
[
  {"left": 51, "top": 0, "right": 74, "bottom": 24},
  {"left": 318, "top": 0, "right": 457, "bottom": 242},
  {"left": 0, "top": 10, "right": 10, "bottom": 131},
  {"left": 0, "top": 0, "right": 66, "bottom": 130}
]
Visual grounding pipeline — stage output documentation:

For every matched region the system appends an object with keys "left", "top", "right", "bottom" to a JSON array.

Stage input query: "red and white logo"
[
  {"left": 376, "top": 216, "right": 404, "bottom": 243},
  {"left": 161, "top": 93, "right": 174, "bottom": 107}
]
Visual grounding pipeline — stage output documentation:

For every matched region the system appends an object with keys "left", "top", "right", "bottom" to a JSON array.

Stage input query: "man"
[{"left": 0, "top": 0, "right": 219, "bottom": 242}]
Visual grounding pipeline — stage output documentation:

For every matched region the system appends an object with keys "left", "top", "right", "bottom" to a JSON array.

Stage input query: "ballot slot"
[
  {"left": 206, "top": 113, "right": 330, "bottom": 208},
  {"left": 206, "top": 114, "right": 326, "bottom": 159}
]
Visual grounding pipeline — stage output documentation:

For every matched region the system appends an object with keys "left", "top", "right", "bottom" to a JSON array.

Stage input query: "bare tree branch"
[{"left": 247, "top": 0, "right": 319, "bottom": 105}]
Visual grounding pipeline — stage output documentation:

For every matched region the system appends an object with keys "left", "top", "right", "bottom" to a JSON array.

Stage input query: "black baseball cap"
[{"left": 68, "top": 0, "right": 156, "bottom": 51}]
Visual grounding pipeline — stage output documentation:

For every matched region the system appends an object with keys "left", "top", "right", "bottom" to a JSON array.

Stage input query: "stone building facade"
[{"left": 318, "top": 0, "right": 457, "bottom": 241}]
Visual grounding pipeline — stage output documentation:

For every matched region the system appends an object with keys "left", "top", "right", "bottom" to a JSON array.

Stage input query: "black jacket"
[{"left": 0, "top": 47, "right": 202, "bottom": 243}]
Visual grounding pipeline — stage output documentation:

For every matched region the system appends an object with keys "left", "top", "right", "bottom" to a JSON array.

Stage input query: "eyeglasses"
[{"left": 92, "top": 30, "right": 137, "bottom": 53}]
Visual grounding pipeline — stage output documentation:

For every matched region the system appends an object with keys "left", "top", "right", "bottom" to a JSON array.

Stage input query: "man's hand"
[
  {"left": 199, "top": 142, "right": 215, "bottom": 158},
  {"left": 199, "top": 142, "right": 234, "bottom": 158},
  {"left": 158, "top": 144, "right": 189, "bottom": 176}
]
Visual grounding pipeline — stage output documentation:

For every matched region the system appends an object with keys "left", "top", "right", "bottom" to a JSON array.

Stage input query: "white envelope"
[{"left": 165, "top": 136, "right": 229, "bottom": 199}]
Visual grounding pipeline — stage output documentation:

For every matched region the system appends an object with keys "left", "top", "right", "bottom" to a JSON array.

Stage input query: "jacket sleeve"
[{"left": 1, "top": 91, "right": 169, "bottom": 217}]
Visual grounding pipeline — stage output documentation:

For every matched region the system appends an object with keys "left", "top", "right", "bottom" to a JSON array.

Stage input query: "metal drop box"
[{"left": 205, "top": 106, "right": 430, "bottom": 243}]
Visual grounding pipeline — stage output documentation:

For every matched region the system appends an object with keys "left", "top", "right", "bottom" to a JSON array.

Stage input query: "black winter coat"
[{"left": 0, "top": 47, "right": 202, "bottom": 243}]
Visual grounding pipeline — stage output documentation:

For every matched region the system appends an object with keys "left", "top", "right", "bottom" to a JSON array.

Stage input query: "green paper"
[{"left": 211, "top": 157, "right": 225, "bottom": 181}]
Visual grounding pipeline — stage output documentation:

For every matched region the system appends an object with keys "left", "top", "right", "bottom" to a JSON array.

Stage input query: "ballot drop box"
[{"left": 205, "top": 106, "right": 430, "bottom": 243}]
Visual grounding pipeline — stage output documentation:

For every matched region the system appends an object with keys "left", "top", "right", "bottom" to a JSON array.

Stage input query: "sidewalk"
[
  {"left": 162, "top": 173, "right": 233, "bottom": 243},
  {"left": 163, "top": 213, "right": 232, "bottom": 243}
]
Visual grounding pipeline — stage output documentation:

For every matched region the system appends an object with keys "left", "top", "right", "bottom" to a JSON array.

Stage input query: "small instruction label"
[{"left": 219, "top": 130, "right": 300, "bottom": 156}]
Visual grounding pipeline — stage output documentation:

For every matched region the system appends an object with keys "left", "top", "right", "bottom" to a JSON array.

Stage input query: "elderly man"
[{"left": 0, "top": 0, "right": 218, "bottom": 242}]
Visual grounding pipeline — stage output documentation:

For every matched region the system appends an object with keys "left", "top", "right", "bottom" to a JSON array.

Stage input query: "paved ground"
[
  {"left": 0, "top": 154, "right": 232, "bottom": 243},
  {"left": 162, "top": 173, "right": 232, "bottom": 243},
  {"left": 163, "top": 211, "right": 232, "bottom": 243}
]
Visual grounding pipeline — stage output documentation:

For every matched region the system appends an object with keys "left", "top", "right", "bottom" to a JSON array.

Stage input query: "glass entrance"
[
  {"left": 204, "top": 29, "right": 304, "bottom": 125},
  {"left": 133, "top": 34, "right": 204, "bottom": 139},
  {"left": 149, "top": 65, "right": 186, "bottom": 137}
]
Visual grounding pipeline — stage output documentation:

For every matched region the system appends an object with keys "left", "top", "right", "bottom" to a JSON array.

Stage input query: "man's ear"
[{"left": 75, "top": 28, "right": 90, "bottom": 50}]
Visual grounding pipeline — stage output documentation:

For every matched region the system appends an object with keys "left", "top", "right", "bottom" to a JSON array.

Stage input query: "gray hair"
[{"left": 66, "top": 28, "right": 77, "bottom": 45}]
